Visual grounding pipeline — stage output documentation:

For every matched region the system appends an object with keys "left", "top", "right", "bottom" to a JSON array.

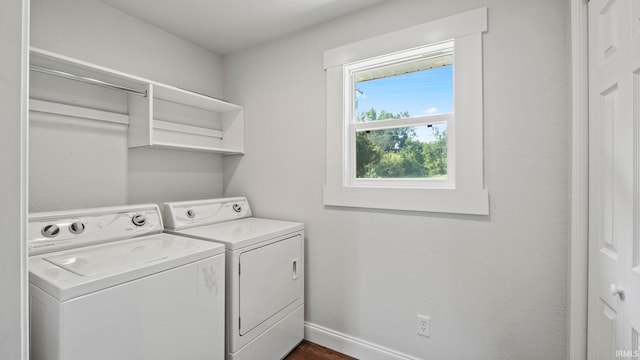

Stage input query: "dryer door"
[{"left": 239, "top": 234, "right": 302, "bottom": 335}]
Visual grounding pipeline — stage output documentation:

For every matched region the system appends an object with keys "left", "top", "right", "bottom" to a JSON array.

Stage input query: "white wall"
[
  {"left": 29, "top": 0, "right": 225, "bottom": 211},
  {"left": 223, "top": 0, "right": 569, "bottom": 359},
  {"left": 0, "top": 0, "right": 28, "bottom": 358}
]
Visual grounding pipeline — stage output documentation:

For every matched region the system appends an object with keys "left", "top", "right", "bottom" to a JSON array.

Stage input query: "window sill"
[{"left": 323, "top": 185, "right": 489, "bottom": 215}]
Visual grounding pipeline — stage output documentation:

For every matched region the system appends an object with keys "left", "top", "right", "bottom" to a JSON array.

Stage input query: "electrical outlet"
[{"left": 417, "top": 314, "right": 431, "bottom": 337}]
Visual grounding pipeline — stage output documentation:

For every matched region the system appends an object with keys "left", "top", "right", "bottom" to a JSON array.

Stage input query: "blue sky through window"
[{"left": 355, "top": 65, "right": 453, "bottom": 142}]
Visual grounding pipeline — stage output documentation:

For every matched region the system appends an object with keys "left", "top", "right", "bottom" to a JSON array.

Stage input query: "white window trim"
[{"left": 323, "top": 7, "right": 489, "bottom": 215}]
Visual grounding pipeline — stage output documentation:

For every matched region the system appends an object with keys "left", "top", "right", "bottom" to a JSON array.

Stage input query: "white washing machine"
[
  {"left": 28, "top": 204, "right": 226, "bottom": 360},
  {"left": 163, "top": 197, "right": 304, "bottom": 360}
]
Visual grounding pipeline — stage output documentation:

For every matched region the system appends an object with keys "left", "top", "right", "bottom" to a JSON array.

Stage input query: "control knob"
[
  {"left": 69, "top": 221, "right": 85, "bottom": 234},
  {"left": 42, "top": 224, "right": 60, "bottom": 238},
  {"left": 232, "top": 203, "right": 242, "bottom": 213},
  {"left": 186, "top": 209, "right": 196, "bottom": 219},
  {"left": 132, "top": 214, "right": 147, "bottom": 227}
]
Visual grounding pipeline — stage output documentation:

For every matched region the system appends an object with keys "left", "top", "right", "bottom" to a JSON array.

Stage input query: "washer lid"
[
  {"left": 29, "top": 233, "right": 224, "bottom": 301},
  {"left": 174, "top": 218, "right": 304, "bottom": 250}
]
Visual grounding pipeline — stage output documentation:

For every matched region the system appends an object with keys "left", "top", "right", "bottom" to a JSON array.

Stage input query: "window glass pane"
[
  {"left": 356, "top": 124, "right": 447, "bottom": 179},
  {"left": 354, "top": 56, "right": 453, "bottom": 123}
]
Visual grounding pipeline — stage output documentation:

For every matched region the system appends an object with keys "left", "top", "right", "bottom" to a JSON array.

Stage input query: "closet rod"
[{"left": 30, "top": 65, "right": 148, "bottom": 97}]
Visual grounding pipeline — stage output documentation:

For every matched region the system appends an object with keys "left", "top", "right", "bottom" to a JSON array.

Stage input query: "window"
[
  {"left": 346, "top": 41, "right": 455, "bottom": 188},
  {"left": 323, "top": 8, "right": 489, "bottom": 215}
]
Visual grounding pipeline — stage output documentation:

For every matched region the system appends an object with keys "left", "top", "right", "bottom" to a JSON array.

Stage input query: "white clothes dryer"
[
  {"left": 28, "top": 204, "right": 226, "bottom": 360},
  {"left": 163, "top": 197, "right": 304, "bottom": 360}
]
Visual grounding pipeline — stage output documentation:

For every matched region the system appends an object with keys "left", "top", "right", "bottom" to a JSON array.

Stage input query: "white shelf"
[
  {"left": 149, "top": 142, "right": 244, "bottom": 155},
  {"left": 154, "top": 120, "right": 223, "bottom": 139},
  {"left": 153, "top": 83, "right": 242, "bottom": 113},
  {"left": 30, "top": 47, "right": 149, "bottom": 96},
  {"left": 29, "top": 99, "right": 129, "bottom": 125},
  {"left": 29, "top": 47, "right": 245, "bottom": 155}
]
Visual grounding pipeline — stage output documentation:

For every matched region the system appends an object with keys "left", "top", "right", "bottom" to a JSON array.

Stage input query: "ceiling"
[{"left": 98, "top": 0, "right": 387, "bottom": 55}]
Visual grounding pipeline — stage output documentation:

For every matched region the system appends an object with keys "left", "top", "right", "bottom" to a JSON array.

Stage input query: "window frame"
[
  {"left": 323, "top": 7, "right": 489, "bottom": 215},
  {"left": 345, "top": 41, "right": 456, "bottom": 189}
]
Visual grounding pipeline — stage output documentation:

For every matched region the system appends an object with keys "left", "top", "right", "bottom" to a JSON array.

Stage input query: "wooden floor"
[{"left": 284, "top": 340, "right": 357, "bottom": 360}]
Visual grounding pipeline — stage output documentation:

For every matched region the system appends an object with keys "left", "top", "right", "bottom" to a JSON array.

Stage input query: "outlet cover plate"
[{"left": 417, "top": 314, "right": 430, "bottom": 337}]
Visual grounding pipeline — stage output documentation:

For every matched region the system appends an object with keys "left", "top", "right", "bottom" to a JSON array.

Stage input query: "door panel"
[
  {"left": 239, "top": 235, "right": 302, "bottom": 336},
  {"left": 599, "top": 84, "right": 617, "bottom": 257},
  {"left": 598, "top": 300, "right": 617, "bottom": 360},
  {"left": 589, "top": 0, "right": 639, "bottom": 358}
]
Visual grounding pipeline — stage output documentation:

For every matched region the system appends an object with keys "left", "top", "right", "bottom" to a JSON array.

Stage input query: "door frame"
[
  {"left": 0, "top": 0, "right": 30, "bottom": 359},
  {"left": 569, "top": 0, "right": 589, "bottom": 359}
]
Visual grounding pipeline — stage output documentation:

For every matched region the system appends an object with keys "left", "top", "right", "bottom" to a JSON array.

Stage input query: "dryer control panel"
[
  {"left": 28, "top": 204, "right": 163, "bottom": 255},
  {"left": 163, "top": 197, "right": 252, "bottom": 231}
]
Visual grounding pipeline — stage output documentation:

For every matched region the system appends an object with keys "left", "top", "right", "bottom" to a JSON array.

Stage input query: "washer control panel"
[{"left": 28, "top": 204, "right": 163, "bottom": 255}]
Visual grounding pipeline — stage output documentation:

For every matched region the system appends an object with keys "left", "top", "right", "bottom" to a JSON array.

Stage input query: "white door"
[{"left": 588, "top": 0, "right": 640, "bottom": 358}]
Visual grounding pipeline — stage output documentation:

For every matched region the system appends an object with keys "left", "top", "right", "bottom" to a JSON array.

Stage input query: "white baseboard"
[{"left": 304, "top": 322, "right": 422, "bottom": 360}]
